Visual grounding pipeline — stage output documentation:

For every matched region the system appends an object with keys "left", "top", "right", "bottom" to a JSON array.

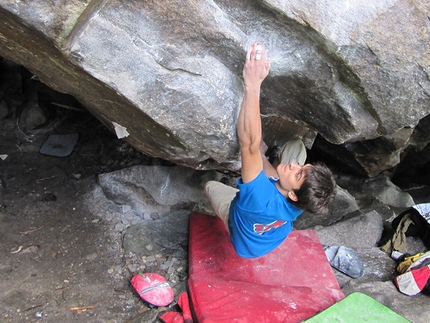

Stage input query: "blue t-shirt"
[{"left": 228, "top": 170, "right": 303, "bottom": 258}]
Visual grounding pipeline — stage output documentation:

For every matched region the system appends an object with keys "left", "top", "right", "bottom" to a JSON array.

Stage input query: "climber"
[{"left": 204, "top": 42, "right": 336, "bottom": 258}]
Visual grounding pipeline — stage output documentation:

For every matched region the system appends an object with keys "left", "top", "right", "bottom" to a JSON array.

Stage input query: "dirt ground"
[{"left": 0, "top": 106, "right": 167, "bottom": 322}]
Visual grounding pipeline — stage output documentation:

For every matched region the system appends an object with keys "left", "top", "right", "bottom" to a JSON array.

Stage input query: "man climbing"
[{"left": 205, "top": 42, "right": 336, "bottom": 258}]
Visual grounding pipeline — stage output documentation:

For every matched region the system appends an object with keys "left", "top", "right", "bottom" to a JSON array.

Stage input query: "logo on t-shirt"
[{"left": 254, "top": 220, "right": 287, "bottom": 234}]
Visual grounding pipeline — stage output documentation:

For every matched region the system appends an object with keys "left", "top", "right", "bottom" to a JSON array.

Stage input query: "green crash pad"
[{"left": 304, "top": 292, "right": 410, "bottom": 323}]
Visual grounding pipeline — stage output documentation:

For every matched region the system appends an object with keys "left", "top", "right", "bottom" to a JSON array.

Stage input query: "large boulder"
[{"left": 0, "top": 0, "right": 429, "bottom": 176}]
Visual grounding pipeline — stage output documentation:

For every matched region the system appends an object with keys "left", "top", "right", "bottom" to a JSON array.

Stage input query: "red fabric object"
[
  {"left": 159, "top": 292, "right": 193, "bottom": 323},
  {"left": 130, "top": 273, "right": 174, "bottom": 307},
  {"left": 177, "top": 292, "right": 193, "bottom": 322},
  {"left": 160, "top": 312, "right": 184, "bottom": 323},
  {"left": 188, "top": 212, "right": 344, "bottom": 323},
  {"left": 394, "top": 265, "right": 430, "bottom": 296}
]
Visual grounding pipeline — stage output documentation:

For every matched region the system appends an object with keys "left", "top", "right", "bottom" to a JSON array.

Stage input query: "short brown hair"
[{"left": 289, "top": 162, "right": 336, "bottom": 215}]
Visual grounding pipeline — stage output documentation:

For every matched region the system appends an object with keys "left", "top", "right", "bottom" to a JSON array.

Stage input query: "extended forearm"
[{"left": 237, "top": 86, "right": 262, "bottom": 152}]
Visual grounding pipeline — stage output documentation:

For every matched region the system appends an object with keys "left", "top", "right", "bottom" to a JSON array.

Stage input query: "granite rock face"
[{"left": 0, "top": 0, "right": 429, "bottom": 176}]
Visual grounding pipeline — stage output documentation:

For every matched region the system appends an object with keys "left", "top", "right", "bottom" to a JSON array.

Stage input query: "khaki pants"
[
  {"left": 204, "top": 139, "right": 306, "bottom": 230},
  {"left": 204, "top": 181, "right": 238, "bottom": 231}
]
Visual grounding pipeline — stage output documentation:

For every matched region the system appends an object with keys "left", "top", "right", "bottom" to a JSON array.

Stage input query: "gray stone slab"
[{"left": 39, "top": 133, "right": 79, "bottom": 157}]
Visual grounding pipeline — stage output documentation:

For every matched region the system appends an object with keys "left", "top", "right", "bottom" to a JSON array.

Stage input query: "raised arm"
[{"left": 237, "top": 42, "right": 270, "bottom": 183}]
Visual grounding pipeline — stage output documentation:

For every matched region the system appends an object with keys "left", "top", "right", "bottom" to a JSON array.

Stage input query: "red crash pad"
[{"left": 188, "top": 213, "right": 345, "bottom": 323}]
